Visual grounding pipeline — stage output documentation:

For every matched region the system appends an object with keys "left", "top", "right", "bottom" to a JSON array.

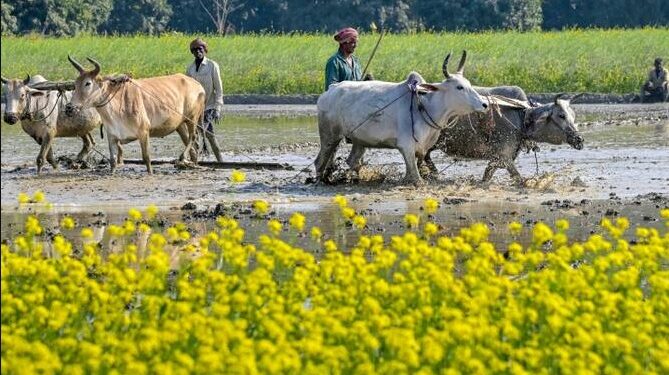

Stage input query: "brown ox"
[{"left": 65, "top": 56, "right": 205, "bottom": 174}]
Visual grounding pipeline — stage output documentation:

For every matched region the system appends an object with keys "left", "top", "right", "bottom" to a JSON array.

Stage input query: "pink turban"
[{"left": 334, "top": 27, "right": 359, "bottom": 44}]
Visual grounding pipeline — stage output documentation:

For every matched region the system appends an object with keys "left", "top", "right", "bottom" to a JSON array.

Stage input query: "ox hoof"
[{"left": 403, "top": 177, "right": 425, "bottom": 187}]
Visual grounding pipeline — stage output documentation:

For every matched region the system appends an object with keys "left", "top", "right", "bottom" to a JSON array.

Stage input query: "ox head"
[
  {"left": 65, "top": 55, "right": 103, "bottom": 117},
  {"left": 1, "top": 75, "right": 46, "bottom": 125},
  {"left": 525, "top": 93, "right": 584, "bottom": 150},
  {"left": 418, "top": 51, "right": 488, "bottom": 117}
]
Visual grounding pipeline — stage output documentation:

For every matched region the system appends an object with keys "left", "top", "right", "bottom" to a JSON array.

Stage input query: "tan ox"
[
  {"left": 2, "top": 75, "right": 102, "bottom": 173},
  {"left": 65, "top": 56, "right": 205, "bottom": 174}
]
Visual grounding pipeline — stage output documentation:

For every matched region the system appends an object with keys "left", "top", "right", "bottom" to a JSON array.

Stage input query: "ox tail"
[{"left": 100, "top": 124, "right": 104, "bottom": 139}]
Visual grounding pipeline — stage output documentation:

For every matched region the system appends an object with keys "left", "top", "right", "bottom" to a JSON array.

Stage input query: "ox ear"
[
  {"left": 418, "top": 83, "right": 439, "bottom": 93},
  {"left": 1, "top": 76, "right": 9, "bottom": 84},
  {"left": 456, "top": 50, "right": 467, "bottom": 74},
  {"left": 68, "top": 55, "right": 85, "bottom": 74},
  {"left": 526, "top": 107, "right": 551, "bottom": 129}
]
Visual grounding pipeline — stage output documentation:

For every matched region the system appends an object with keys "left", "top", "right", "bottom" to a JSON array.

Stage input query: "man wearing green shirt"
[{"left": 325, "top": 27, "right": 363, "bottom": 91}]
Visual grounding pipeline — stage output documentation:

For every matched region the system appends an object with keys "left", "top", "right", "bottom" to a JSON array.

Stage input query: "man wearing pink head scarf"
[{"left": 324, "top": 27, "right": 363, "bottom": 91}]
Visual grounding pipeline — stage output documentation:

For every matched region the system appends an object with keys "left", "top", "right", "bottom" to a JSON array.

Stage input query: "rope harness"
[
  {"left": 20, "top": 90, "right": 60, "bottom": 123},
  {"left": 484, "top": 95, "right": 542, "bottom": 175},
  {"left": 347, "top": 80, "right": 446, "bottom": 143}
]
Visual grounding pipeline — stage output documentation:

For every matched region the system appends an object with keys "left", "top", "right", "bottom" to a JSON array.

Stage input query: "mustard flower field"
[
  {"left": 2, "top": 193, "right": 669, "bottom": 374},
  {"left": 2, "top": 28, "right": 668, "bottom": 94}
]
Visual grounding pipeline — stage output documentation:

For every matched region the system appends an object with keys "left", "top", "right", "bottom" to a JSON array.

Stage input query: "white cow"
[
  {"left": 2, "top": 75, "right": 102, "bottom": 173},
  {"left": 315, "top": 51, "right": 489, "bottom": 185}
]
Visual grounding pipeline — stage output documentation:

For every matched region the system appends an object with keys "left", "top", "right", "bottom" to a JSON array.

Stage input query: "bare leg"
[{"left": 206, "top": 132, "right": 223, "bottom": 162}]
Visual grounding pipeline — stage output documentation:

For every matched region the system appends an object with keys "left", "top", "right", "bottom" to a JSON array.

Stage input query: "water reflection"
[{"left": 2, "top": 199, "right": 665, "bottom": 259}]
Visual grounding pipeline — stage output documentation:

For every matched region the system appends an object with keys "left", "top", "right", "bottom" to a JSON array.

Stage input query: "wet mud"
[{"left": 2, "top": 103, "right": 668, "bottom": 245}]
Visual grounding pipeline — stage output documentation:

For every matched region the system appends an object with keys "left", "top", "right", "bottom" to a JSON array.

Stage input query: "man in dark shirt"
[
  {"left": 640, "top": 57, "right": 668, "bottom": 103},
  {"left": 325, "top": 27, "right": 373, "bottom": 91}
]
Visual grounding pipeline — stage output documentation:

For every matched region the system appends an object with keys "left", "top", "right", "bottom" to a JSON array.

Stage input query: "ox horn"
[
  {"left": 569, "top": 93, "right": 585, "bottom": 103},
  {"left": 86, "top": 57, "right": 101, "bottom": 76},
  {"left": 442, "top": 52, "right": 452, "bottom": 78},
  {"left": 456, "top": 50, "right": 467, "bottom": 74},
  {"left": 23, "top": 74, "right": 31, "bottom": 85},
  {"left": 554, "top": 93, "right": 567, "bottom": 105},
  {"left": 1, "top": 76, "right": 8, "bottom": 84},
  {"left": 68, "top": 54, "right": 85, "bottom": 74}
]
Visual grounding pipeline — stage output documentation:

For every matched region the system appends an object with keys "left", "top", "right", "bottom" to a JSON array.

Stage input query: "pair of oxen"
[
  {"left": 2, "top": 52, "right": 583, "bottom": 183},
  {"left": 316, "top": 51, "right": 584, "bottom": 185},
  {"left": 2, "top": 56, "right": 203, "bottom": 174}
]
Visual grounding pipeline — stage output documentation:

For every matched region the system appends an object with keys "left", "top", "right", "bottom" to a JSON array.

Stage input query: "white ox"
[
  {"left": 2, "top": 75, "right": 102, "bottom": 173},
  {"left": 315, "top": 51, "right": 488, "bottom": 185},
  {"left": 65, "top": 56, "right": 205, "bottom": 174}
]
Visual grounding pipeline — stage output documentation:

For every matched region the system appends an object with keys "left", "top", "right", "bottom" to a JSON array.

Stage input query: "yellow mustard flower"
[
  {"left": 508, "top": 221, "right": 522, "bottom": 235},
  {"left": 60, "top": 216, "right": 76, "bottom": 230},
  {"left": 404, "top": 214, "right": 420, "bottom": 229},
  {"left": 17, "top": 192, "right": 30, "bottom": 204},
  {"left": 289, "top": 212, "right": 306, "bottom": 231},
  {"left": 32, "top": 190, "right": 45, "bottom": 203},
  {"left": 145, "top": 204, "right": 159, "bottom": 219},
  {"left": 423, "top": 198, "right": 439, "bottom": 214},
  {"left": 556, "top": 219, "right": 569, "bottom": 231},
  {"left": 353, "top": 215, "right": 367, "bottom": 230},
  {"left": 128, "top": 208, "right": 142, "bottom": 221},
  {"left": 80, "top": 227, "right": 94, "bottom": 239},
  {"left": 253, "top": 200, "right": 269, "bottom": 215},
  {"left": 333, "top": 194, "right": 348, "bottom": 208},
  {"left": 230, "top": 169, "right": 246, "bottom": 183},
  {"left": 268, "top": 219, "right": 282, "bottom": 235},
  {"left": 310, "top": 226, "right": 323, "bottom": 242},
  {"left": 424, "top": 222, "right": 438, "bottom": 237}
]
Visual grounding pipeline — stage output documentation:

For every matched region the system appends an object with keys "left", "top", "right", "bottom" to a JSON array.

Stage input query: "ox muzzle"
[
  {"left": 64, "top": 103, "right": 80, "bottom": 117},
  {"left": 3, "top": 112, "right": 19, "bottom": 125},
  {"left": 568, "top": 133, "right": 584, "bottom": 150}
]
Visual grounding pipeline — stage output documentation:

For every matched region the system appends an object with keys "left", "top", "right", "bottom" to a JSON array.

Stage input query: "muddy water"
[{"left": 1, "top": 104, "right": 668, "bottom": 249}]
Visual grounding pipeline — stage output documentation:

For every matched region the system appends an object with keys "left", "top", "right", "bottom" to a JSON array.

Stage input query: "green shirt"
[{"left": 325, "top": 51, "right": 362, "bottom": 91}]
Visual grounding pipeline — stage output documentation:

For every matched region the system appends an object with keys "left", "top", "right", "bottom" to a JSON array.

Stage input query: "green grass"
[{"left": 1, "top": 28, "right": 667, "bottom": 94}]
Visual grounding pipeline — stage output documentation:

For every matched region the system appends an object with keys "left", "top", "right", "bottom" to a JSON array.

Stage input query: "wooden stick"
[
  {"left": 122, "top": 159, "right": 294, "bottom": 170},
  {"left": 362, "top": 30, "right": 386, "bottom": 79}
]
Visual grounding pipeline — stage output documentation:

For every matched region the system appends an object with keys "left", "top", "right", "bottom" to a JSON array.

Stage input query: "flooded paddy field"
[{"left": 2, "top": 103, "right": 668, "bottom": 247}]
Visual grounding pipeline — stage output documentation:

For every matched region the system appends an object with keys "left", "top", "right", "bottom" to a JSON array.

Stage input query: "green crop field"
[{"left": 1, "top": 28, "right": 667, "bottom": 94}]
